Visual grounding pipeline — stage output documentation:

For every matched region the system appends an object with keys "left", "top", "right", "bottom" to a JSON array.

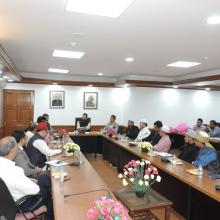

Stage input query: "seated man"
[
  {"left": 135, "top": 119, "right": 151, "bottom": 141},
  {"left": 143, "top": 120, "right": 163, "bottom": 145},
  {"left": 193, "top": 131, "right": 217, "bottom": 168},
  {"left": 42, "top": 113, "right": 53, "bottom": 132},
  {"left": 208, "top": 120, "right": 220, "bottom": 138},
  {"left": 153, "top": 125, "right": 171, "bottom": 152},
  {"left": 76, "top": 113, "right": 91, "bottom": 132},
  {"left": 193, "top": 118, "right": 206, "bottom": 132},
  {"left": 25, "top": 122, "right": 61, "bottom": 168},
  {"left": 126, "top": 120, "right": 139, "bottom": 140},
  {"left": 0, "top": 136, "right": 53, "bottom": 220},
  {"left": 178, "top": 129, "right": 199, "bottom": 163},
  {"left": 103, "top": 115, "right": 119, "bottom": 134},
  {"left": 25, "top": 122, "right": 38, "bottom": 142},
  {"left": 12, "top": 130, "right": 43, "bottom": 177}
]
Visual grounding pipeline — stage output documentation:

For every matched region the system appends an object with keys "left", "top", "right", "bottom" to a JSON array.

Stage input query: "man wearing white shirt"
[
  {"left": 135, "top": 119, "right": 151, "bottom": 141},
  {"left": 25, "top": 122, "right": 61, "bottom": 168},
  {"left": 0, "top": 136, "right": 54, "bottom": 219}
]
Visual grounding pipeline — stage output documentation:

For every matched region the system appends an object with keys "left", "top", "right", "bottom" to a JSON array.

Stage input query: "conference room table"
[{"left": 66, "top": 132, "right": 220, "bottom": 220}]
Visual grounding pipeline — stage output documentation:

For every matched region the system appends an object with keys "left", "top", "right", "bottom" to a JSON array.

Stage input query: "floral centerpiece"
[
  {"left": 119, "top": 159, "right": 161, "bottom": 197},
  {"left": 138, "top": 142, "right": 153, "bottom": 152},
  {"left": 87, "top": 196, "right": 128, "bottom": 220},
  {"left": 63, "top": 142, "right": 80, "bottom": 156}
]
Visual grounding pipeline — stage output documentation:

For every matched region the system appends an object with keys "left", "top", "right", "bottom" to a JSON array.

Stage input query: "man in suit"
[
  {"left": 12, "top": 130, "right": 43, "bottom": 177},
  {"left": 76, "top": 113, "right": 91, "bottom": 132},
  {"left": 143, "top": 120, "right": 163, "bottom": 145},
  {"left": 126, "top": 120, "right": 139, "bottom": 139}
]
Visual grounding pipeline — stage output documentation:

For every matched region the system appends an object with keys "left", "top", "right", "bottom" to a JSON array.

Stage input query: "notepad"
[{"left": 45, "top": 160, "right": 68, "bottom": 167}]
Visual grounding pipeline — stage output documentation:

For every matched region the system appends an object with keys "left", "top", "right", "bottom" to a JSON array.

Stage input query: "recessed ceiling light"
[
  {"left": 167, "top": 61, "right": 201, "bottom": 68},
  {"left": 3, "top": 76, "right": 8, "bottom": 79},
  {"left": 48, "top": 68, "right": 69, "bottom": 74},
  {"left": 88, "top": 84, "right": 93, "bottom": 87},
  {"left": 173, "top": 85, "right": 178, "bottom": 89},
  {"left": 8, "top": 79, "right": 14, "bottom": 82},
  {"left": 125, "top": 57, "right": 134, "bottom": 62},
  {"left": 97, "top": 72, "right": 103, "bottom": 76},
  {"left": 65, "top": 0, "right": 135, "bottom": 18},
  {"left": 207, "top": 16, "right": 220, "bottom": 25},
  {"left": 71, "top": 33, "right": 84, "bottom": 37},
  {"left": 205, "top": 88, "right": 210, "bottom": 91},
  {"left": 52, "top": 82, "right": 58, "bottom": 85},
  {"left": 70, "top": 42, "right": 77, "bottom": 47},
  {"left": 53, "top": 49, "right": 85, "bottom": 59}
]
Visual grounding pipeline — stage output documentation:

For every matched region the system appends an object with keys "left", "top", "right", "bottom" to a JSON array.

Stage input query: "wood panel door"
[{"left": 3, "top": 90, "right": 34, "bottom": 136}]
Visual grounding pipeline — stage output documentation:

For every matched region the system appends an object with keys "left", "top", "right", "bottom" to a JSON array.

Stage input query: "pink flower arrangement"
[
  {"left": 118, "top": 159, "right": 161, "bottom": 194},
  {"left": 87, "top": 197, "right": 128, "bottom": 220},
  {"left": 57, "top": 129, "right": 68, "bottom": 137}
]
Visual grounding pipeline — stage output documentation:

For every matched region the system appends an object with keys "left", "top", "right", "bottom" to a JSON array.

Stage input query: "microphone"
[{"left": 64, "top": 188, "right": 112, "bottom": 199}]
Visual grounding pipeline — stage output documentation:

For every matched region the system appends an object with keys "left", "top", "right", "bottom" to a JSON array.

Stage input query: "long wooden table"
[
  {"left": 67, "top": 132, "right": 220, "bottom": 220},
  {"left": 50, "top": 152, "right": 116, "bottom": 220}
]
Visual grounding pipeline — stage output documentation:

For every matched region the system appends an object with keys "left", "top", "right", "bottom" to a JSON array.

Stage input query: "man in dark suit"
[
  {"left": 143, "top": 120, "right": 162, "bottom": 145},
  {"left": 126, "top": 120, "right": 139, "bottom": 140}
]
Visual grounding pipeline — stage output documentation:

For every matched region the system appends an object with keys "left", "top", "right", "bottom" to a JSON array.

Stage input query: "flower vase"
[
  {"left": 135, "top": 190, "right": 146, "bottom": 197},
  {"left": 141, "top": 148, "right": 148, "bottom": 152}
]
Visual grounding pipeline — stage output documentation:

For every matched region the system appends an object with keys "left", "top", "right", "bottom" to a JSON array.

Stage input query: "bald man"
[{"left": 0, "top": 136, "right": 54, "bottom": 219}]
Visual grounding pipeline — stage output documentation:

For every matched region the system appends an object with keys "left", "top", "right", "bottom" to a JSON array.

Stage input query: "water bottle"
[
  {"left": 197, "top": 165, "right": 203, "bottom": 176},
  {"left": 60, "top": 165, "right": 65, "bottom": 182}
]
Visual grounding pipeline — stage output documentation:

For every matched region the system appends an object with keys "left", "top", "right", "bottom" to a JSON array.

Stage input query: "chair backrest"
[
  {"left": 0, "top": 178, "right": 17, "bottom": 220},
  {"left": 75, "top": 117, "right": 91, "bottom": 131}
]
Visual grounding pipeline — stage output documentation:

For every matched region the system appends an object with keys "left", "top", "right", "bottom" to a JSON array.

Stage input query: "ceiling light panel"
[
  {"left": 167, "top": 61, "right": 201, "bottom": 68},
  {"left": 53, "top": 49, "right": 85, "bottom": 59},
  {"left": 48, "top": 68, "right": 69, "bottom": 74},
  {"left": 65, "top": 0, "right": 135, "bottom": 18}
]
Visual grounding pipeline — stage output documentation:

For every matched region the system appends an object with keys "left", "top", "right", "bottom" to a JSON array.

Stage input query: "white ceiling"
[{"left": 1, "top": 0, "right": 220, "bottom": 82}]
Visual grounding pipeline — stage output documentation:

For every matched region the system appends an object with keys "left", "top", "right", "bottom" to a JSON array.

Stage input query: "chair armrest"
[{"left": 15, "top": 193, "right": 43, "bottom": 212}]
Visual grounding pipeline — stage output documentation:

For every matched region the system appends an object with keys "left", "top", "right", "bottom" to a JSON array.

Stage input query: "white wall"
[
  {"left": 5, "top": 83, "right": 127, "bottom": 126},
  {"left": 5, "top": 83, "right": 220, "bottom": 128},
  {"left": 123, "top": 87, "right": 220, "bottom": 127}
]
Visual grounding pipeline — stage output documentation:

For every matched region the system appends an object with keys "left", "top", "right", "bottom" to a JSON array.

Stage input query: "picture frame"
[
  {"left": 50, "top": 91, "right": 65, "bottom": 108},
  {"left": 84, "top": 92, "right": 98, "bottom": 109}
]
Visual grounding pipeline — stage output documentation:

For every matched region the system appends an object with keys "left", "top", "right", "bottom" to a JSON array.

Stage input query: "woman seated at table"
[
  {"left": 192, "top": 131, "right": 217, "bottom": 168},
  {"left": 153, "top": 125, "right": 171, "bottom": 152}
]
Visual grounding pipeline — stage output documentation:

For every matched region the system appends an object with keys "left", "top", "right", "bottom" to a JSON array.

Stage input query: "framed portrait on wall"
[
  {"left": 84, "top": 92, "right": 98, "bottom": 109},
  {"left": 50, "top": 91, "right": 65, "bottom": 108}
]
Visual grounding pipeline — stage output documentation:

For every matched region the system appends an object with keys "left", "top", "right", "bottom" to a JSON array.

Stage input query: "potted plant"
[
  {"left": 119, "top": 159, "right": 161, "bottom": 197},
  {"left": 63, "top": 142, "right": 80, "bottom": 156},
  {"left": 87, "top": 196, "right": 128, "bottom": 220},
  {"left": 138, "top": 142, "right": 153, "bottom": 152}
]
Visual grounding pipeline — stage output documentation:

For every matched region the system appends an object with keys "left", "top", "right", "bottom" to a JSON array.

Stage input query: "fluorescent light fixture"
[
  {"left": 205, "top": 88, "right": 210, "bottom": 91},
  {"left": 207, "top": 16, "right": 220, "bottom": 25},
  {"left": 48, "top": 68, "right": 69, "bottom": 74},
  {"left": 8, "top": 79, "right": 14, "bottom": 82},
  {"left": 65, "top": 0, "right": 135, "bottom": 18},
  {"left": 125, "top": 57, "right": 134, "bottom": 62},
  {"left": 167, "top": 61, "right": 201, "bottom": 68},
  {"left": 70, "top": 42, "right": 77, "bottom": 47},
  {"left": 88, "top": 84, "right": 93, "bottom": 87},
  {"left": 52, "top": 82, "right": 58, "bottom": 85},
  {"left": 173, "top": 85, "right": 178, "bottom": 89},
  {"left": 3, "top": 76, "right": 8, "bottom": 79},
  {"left": 97, "top": 72, "right": 103, "bottom": 76},
  {"left": 53, "top": 49, "right": 85, "bottom": 59}
]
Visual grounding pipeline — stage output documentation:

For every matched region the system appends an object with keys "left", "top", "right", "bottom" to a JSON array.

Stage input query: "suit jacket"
[
  {"left": 126, "top": 125, "right": 140, "bottom": 140},
  {"left": 14, "top": 147, "right": 38, "bottom": 177}
]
